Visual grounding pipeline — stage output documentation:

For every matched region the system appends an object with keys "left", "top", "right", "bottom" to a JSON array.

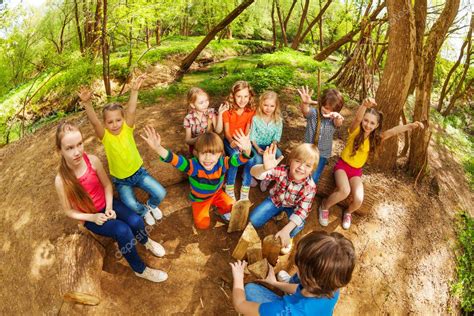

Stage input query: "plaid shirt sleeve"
[
  {"left": 183, "top": 114, "right": 191, "bottom": 128},
  {"left": 289, "top": 182, "right": 317, "bottom": 226},
  {"left": 263, "top": 165, "right": 285, "bottom": 182}
]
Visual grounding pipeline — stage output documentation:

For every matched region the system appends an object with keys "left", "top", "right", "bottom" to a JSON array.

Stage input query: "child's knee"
[
  {"left": 339, "top": 186, "right": 351, "bottom": 198},
  {"left": 194, "top": 217, "right": 211, "bottom": 230}
]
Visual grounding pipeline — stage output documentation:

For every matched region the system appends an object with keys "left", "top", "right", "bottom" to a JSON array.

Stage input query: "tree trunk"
[
  {"left": 93, "top": 0, "right": 102, "bottom": 54},
  {"left": 293, "top": 0, "right": 332, "bottom": 50},
  {"left": 283, "top": 0, "right": 297, "bottom": 31},
  {"left": 372, "top": 0, "right": 416, "bottom": 170},
  {"left": 145, "top": 24, "right": 150, "bottom": 49},
  {"left": 155, "top": 20, "right": 161, "bottom": 46},
  {"left": 407, "top": 0, "right": 427, "bottom": 96},
  {"left": 179, "top": 0, "right": 255, "bottom": 75},
  {"left": 408, "top": 0, "right": 461, "bottom": 176},
  {"left": 271, "top": 1, "right": 277, "bottom": 48},
  {"left": 101, "top": 0, "right": 111, "bottom": 95},
  {"left": 275, "top": 0, "right": 288, "bottom": 47},
  {"left": 314, "top": 2, "right": 385, "bottom": 61},
  {"left": 74, "top": 0, "right": 84, "bottom": 53},
  {"left": 291, "top": 0, "right": 310, "bottom": 49}
]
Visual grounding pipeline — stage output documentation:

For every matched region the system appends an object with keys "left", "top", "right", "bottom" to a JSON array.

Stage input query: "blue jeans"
[
  {"left": 312, "top": 156, "right": 328, "bottom": 184},
  {"left": 245, "top": 283, "right": 282, "bottom": 303},
  {"left": 224, "top": 139, "right": 252, "bottom": 187},
  {"left": 250, "top": 197, "right": 305, "bottom": 238},
  {"left": 84, "top": 198, "right": 148, "bottom": 273},
  {"left": 112, "top": 166, "right": 167, "bottom": 216}
]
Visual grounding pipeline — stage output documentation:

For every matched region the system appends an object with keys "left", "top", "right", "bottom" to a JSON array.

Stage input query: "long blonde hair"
[
  {"left": 56, "top": 121, "right": 96, "bottom": 214},
  {"left": 227, "top": 80, "right": 256, "bottom": 112},
  {"left": 256, "top": 91, "right": 282, "bottom": 123}
]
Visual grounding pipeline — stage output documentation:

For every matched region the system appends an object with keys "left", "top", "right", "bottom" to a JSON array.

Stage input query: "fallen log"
[
  {"left": 228, "top": 200, "right": 252, "bottom": 233},
  {"left": 56, "top": 233, "right": 104, "bottom": 308},
  {"left": 246, "top": 243, "right": 262, "bottom": 265}
]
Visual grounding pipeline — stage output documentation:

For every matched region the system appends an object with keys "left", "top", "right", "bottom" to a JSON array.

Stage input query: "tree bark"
[
  {"left": 275, "top": 0, "right": 288, "bottom": 47},
  {"left": 408, "top": 0, "right": 461, "bottom": 176},
  {"left": 101, "top": 0, "right": 111, "bottom": 95},
  {"left": 179, "top": 0, "right": 255, "bottom": 75},
  {"left": 314, "top": 2, "right": 385, "bottom": 61},
  {"left": 407, "top": 0, "right": 427, "bottom": 96},
  {"left": 291, "top": 0, "right": 310, "bottom": 49},
  {"left": 155, "top": 20, "right": 161, "bottom": 46},
  {"left": 73, "top": 0, "right": 84, "bottom": 53},
  {"left": 372, "top": 0, "right": 416, "bottom": 170},
  {"left": 283, "top": 0, "right": 297, "bottom": 31},
  {"left": 271, "top": 1, "right": 277, "bottom": 48}
]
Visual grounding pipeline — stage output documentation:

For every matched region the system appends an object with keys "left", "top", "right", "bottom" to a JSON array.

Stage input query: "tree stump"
[
  {"left": 262, "top": 235, "right": 281, "bottom": 266},
  {"left": 246, "top": 243, "right": 262, "bottom": 265},
  {"left": 232, "top": 223, "right": 261, "bottom": 260},
  {"left": 56, "top": 233, "right": 104, "bottom": 310},
  {"left": 248, "top": 258, "right": 269, "bottom": 279},
  {"left": 228, "top": 200, "right": 252, "bottom": 233}
]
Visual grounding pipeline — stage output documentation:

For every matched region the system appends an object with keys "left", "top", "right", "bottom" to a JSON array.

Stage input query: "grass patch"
[{"left": 452, "top": 211, "right": 474, "bottom": 313}]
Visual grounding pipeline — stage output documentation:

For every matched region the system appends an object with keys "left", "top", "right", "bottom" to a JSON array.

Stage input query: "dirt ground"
[{"left": 0, "top": 91, "right": 472, "bottom": 315}]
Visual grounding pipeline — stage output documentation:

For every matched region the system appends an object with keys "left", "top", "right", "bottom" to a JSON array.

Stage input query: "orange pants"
[{"left": 191, "top": 190, "right": 234, "bottom": 229}]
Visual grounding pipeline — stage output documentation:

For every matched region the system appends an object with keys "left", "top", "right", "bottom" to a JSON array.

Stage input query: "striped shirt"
[
  {"left": 264, "top": 165, "right": 316, "bottom": 226},
  {"left": 162, "top": 151, "right": 250, "bottom": 202},
  {"left": 304, "top": 108, "right": 337, "bottom": 158}
]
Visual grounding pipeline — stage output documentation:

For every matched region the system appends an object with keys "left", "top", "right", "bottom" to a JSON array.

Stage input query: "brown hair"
[
  {"left": 187, "top": 87, "right": 209, "bottom": 108},
  {"left": 288, "top": 143, "right": 319, "bottom": 172},
  {"left": 195, "top": 132, "right": 224, "bottom": 154},
  {"left": 295, "top": 231, "right": 355, "bottom": 298},
  {"left": 256, "top": 91, "right": 282, "bottom": 123},
  {"left": 56, "top": 121, "right": 96, "bottom": 214},
  {"left": 102, "top": 103, "right": 125, "bottom": 120},
  {"left": 351, "top": 108, "right": 383, "bottom": 157},
  {"left": 313, "top": 89, "right": 344, "bottom": 147},
  {"left": 227, "top": 80, "right": 256, "bottom": 111}
]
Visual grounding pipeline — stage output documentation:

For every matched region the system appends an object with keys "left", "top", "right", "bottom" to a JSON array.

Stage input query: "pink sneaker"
[
  {"left": 342, "top": 212, "right": 352, "bottom": 230},
  {"left": 318, "top": 204, "right": 329, "bottom": 227}
]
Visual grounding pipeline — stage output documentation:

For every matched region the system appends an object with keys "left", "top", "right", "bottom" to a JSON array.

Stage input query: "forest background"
[{"left": 0, "top": 0, "right": 472, "bottom": 314}]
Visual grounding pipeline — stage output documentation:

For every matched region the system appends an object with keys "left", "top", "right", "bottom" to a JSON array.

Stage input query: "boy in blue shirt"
[{"left": 230, "top": 231, "right": 355, "bottom": 315}]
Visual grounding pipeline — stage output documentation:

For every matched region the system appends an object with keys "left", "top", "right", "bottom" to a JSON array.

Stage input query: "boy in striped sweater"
[{"left": 141, "top": 125, "right": 252, "bottom": 230}]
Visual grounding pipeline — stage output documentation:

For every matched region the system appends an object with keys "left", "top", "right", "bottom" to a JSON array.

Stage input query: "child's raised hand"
[
  {"left": 140, "top": 125, "right": 162, "bottom": 151},
  {"left": 218, "top": 102, "right": 230, "bottom": 114},
  {"left": 229, "top": 260, "right": 247, "bottom": 280},
  {"left": 78, "top": 87, "right": 93, "bottom": 103},
  {"left": 233, "top": 129, "right": 251, "bottom": 153},
  {"left": 413, "top": 121, "right": 424, "bottom": 130},
  {"left": 297, "top": 86, "right": 318, "bottom": 105},
  {"left": 263, "top": 143, "right": 284, "bottom": 171},
  {"left": 130, "top": 74, "right": 146, "bottom": 91},
  {"left": 362, "top": 97, "right": 377, "bottom": 108},
  {"left": 260, "top": 263, "right": 277, "bottom": 286}
]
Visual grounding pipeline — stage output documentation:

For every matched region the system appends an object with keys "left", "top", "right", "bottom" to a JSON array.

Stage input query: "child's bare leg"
[
  {"left": 322, "top": 170, "right": 351, "bottom": 209},
  {"left": 347, "top": 176, "right": 363, "bottom": 213}
]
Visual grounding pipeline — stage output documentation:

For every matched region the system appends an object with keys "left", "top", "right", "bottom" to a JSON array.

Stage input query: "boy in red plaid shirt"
[{"left": 250, "top": 143, "right": 319, "bottom": 254}]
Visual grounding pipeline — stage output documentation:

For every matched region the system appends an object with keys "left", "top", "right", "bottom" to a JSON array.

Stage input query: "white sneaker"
[
  {"left": 143, "top": 211, "right": 156, "bottom": 226},
  {"left": 145, "top": 238, "right": 166, "bottom": 257},
  {"left": 342, "top": 212, "right": 352, "bottom": 230},
  {"left": 277, "top": 270, "right": 291, "bottom": 283},
  {"left": 147, "top": 204, "right": 163, "bottom": 220},
  {"left": 135, "top": 267, "right": 168, "bottom": 283}
]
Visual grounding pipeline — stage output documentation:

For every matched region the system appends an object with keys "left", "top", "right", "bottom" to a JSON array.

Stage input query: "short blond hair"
[
  {"left": 195, "top": 132, "right": 224, "bottom": 154},
  {"left": 288, "top": 143, "right": 319, "bottom": 172}
]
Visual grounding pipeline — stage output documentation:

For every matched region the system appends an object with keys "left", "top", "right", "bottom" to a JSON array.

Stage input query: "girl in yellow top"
[
  {"left": 78, "top": 76, "right": 166, "bottom": 226},
  {"left": 319, "top": 98, "right": 424, "bottom": 229}
]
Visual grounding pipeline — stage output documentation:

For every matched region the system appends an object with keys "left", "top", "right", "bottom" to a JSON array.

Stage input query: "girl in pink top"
[{"left": 54, "top": 121, "right": 167, "bottom": 283}]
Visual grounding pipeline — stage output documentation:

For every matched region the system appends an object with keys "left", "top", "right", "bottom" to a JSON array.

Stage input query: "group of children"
[{"left": 54, "top": 75, "right": 423, "bottom": 314}]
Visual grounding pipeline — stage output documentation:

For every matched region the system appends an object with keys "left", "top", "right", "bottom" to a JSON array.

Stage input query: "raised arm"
[
  {"left": 140, "top": 125, "right": 169, "bottom": 159},
  {"left": 78, "top": 87, "right": 105, "bottom": 139},
  {"left": 350, "top": 98, "right": 376, "bottom": 133},
  {"left": 126, "top": 75, "right": 145, "bottom": 127},
  {"left": 55, "top": 175, "right": 107, "bottom": 225},
  {"left": 381, "top": 121, "right": 424, "bottom": 142},
  {"left": 297, "top": 86, "right": 318, "bottom": 118},
  {"left": 214, "top": 102, "right": 229, "bottom": 134},
  {"left": 250, "top": 143, "right": 284, "bottom": 179}
]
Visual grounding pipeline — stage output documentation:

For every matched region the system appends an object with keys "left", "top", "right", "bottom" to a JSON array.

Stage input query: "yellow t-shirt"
[
  {"left": 102, "top": 122, "right": 143, "bottom": 179},
  {"left": 340, "top": 126, "right": 370, "bottom": 168}
]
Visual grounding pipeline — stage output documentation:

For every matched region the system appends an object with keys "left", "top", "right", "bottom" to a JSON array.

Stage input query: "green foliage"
[{"left": 452, "top": 211, "right": 474, "bottom": 313}]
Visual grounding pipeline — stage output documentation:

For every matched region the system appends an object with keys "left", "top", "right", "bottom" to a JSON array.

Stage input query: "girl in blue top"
[
  {"left": 298, "top": 86, "right": 345, "bottom": 183},
  {"left": 230, "top": 231, "right": 355, "bottom": 316},
  {"left": 247, "top": 91, "right": 283, "bottom": 194}
]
